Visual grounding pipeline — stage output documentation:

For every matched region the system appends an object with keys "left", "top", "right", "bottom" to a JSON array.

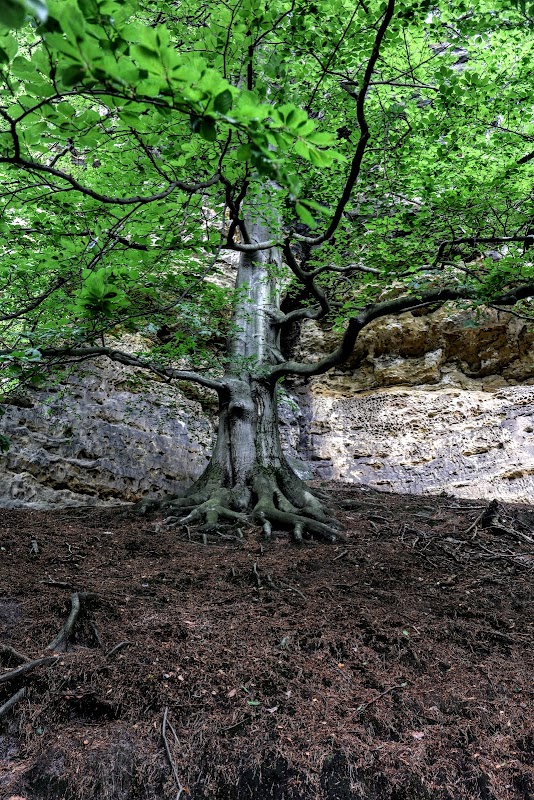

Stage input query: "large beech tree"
[{"left": 1, "top": 0, "right": 534, "bottom": 539}]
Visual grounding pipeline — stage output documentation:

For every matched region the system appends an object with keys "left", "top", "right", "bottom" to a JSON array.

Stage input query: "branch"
[
  {"left": 269, "top": 282, "right": 534, "bottom": 381},
  {"left": 39, "top": 346, "right": 225, "bottom": 393},
  {"left": 294, "top": 0, "right": 396, "bottom": 247},
  {"left": 308, "top": 263, "right": 380, "bottom": 279},
  {"left": 224, "top": 237, "right": 279, "bottom": 252},
  {"left": 277, "top": 242, "right": 330, "bottom": 326},
  {"left": 435, "top": 235, "right": 534, "bottom": 262},
  {"left": 0, "top": 157, "right": 221, "bottom": 205},
  {"left": 0, "top": 278, "right": 67, "bottom": 321},
  {"left": 517, "top": 150, "right": 534, "bottom": 165},
  {"left": 162, "top": 706, "right": 187, "bottom": 800}
]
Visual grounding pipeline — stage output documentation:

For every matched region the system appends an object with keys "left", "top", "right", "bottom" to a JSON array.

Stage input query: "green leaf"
[
  {"left": 214, "top": 88, "right": 232, "bottom": 114},
  {"left": 235, "top": 143, "right": 252, "bottom": 161},
  {"left": 61, "top": 64, "right": 87, "bottom": 86},
  {"left": 199, "top": 117, "right": 217, "bottom": 141},
  {"left": 296, "top": 202, "right": 316, "bottom": 228},
  {"left": 0, "top": 0, "right": 26, "bottom": 29}
]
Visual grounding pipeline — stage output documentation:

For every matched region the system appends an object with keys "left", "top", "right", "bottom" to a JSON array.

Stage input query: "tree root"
[
  {"left": 0, "top": 686, "right": 27, "bottom": 719},
  {"left": 0, "top": 591, "right": 105, "bottom": 728},
  {"left": 0, "top": 644, "right": 30, "bottom": 665},
  {"left": 46, "top": 591, "right": 97, "bottom": 653},
  {"left": 106, "top": 641, "right": 133, "bottom": 659},
  {"left": 141, "top": 468, "right": 345, "bottom": 543},
  {"left": 0, "top": 656, "right": 57, "bottom": 685},
  {"left": 253, "top": 473, "right": 345, "bottom": 543}
]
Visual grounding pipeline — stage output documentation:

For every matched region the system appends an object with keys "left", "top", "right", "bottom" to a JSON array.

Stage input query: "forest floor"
[{"left": 0, "top": 482, "right": 533, "bottom": 800}]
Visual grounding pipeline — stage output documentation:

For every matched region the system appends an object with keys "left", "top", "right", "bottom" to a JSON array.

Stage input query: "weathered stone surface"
[
  {"left": 294, "top": 305, "right": 534, "bottom": 391},
  {"left": 0, "top": 361, "right": 213, "bottom": 509},
  {"left": 1, "top": 303, "right": 534, "bottom": 508},
  {"left": 294, "top": 384, "right": 534, "bottom": 504}
]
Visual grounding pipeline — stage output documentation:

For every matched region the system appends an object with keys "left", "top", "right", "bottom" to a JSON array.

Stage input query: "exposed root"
[
  {"left": 0, "top": 644, "right": 30, "bottom": 665},
  {"left": 253, "top": 472, "right": 345, "bottom": 543},
  {"left": 0, "top": 656, "right": 57, "bottom": 685},
  {"left": 0, "top": 686, "right": 27, "bottom": 719},
  {"left": 140, "top": 467, "right": 345, "bottom": 543},
  {"left": 46, "top": 591, "right": 97, "bottom": 653},
  {"left": 106, "top": 641, "right": 133, "bottom": 659}
]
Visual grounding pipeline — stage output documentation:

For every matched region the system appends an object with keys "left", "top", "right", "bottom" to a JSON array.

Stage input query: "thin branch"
[
  {"left": 0, "top": 158, "right": 221, "bottom": 205},
  {"left": 162, "top": 707, "right": 187, "bottom": 800},
  {"left": 294, "top": 0, "right": 396, "bottom": 247},
  {"left": 38, "top": 346, "right": 226, "bottom": 393},
  {"left": 308, "top": 263, "right": 380, "bottom": 279},
  {"left": 0, "top": 278, "right": 67, "bottom": 321},
  {"left": 306, "top": 2, "right": 362, "bottom": 111}
]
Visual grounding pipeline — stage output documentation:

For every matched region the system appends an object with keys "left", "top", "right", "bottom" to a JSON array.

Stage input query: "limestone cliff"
[{"left": 1, "top": 304, "right": 533, "bottom": 507}]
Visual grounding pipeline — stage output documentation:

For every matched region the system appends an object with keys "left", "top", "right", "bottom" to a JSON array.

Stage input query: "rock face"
[
  {"left": 293, "top": 305, "right": 534, "bottom": 392},
  {"left": 1, "top": 303, "right": 534, "bottom": 508},
  {"left": 0, "top": 362, "right": 213, "bottom": 509},
  {"left": 287, "top": 304, "right": 534, "bottom": 504},
  {"left": 295, "top": 385, "right": 534, "bottom": 504}
]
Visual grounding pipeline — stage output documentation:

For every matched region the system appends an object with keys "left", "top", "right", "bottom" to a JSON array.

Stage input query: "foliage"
[{"left": 0, "top": 0, "right": 533, "bottom": 389}]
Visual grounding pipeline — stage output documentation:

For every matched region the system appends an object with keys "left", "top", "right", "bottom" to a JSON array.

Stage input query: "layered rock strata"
[{"left": 1, "top": 304, "right": 533, "bottom": 507}]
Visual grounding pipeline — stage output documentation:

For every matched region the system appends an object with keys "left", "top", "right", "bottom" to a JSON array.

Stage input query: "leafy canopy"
[{"left": 0, "top": 0, "right": 533, "bottom": 391}]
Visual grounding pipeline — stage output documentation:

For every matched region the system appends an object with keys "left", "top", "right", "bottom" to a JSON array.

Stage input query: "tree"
[{"left": 1, "top": 0, "right": 533, "bottom": 540}]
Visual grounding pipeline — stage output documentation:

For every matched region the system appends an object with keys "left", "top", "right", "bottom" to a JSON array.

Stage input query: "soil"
[{"left": 0, "top": 483, "right": 533, "bottom": 800}]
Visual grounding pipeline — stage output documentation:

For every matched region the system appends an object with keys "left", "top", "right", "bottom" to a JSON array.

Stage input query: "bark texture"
[{"left": 149, "top": 196, "right": 342, "bottom": 542}]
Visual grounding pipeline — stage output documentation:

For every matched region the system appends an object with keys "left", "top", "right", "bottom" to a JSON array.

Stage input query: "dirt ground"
[{"left": 0, "top": 483, "right": 533, "bottom": 800}]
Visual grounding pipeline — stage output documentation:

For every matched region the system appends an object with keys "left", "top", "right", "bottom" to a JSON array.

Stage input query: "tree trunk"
[{"left": 157, "top": 194, "right": 342, "bottom": 541}]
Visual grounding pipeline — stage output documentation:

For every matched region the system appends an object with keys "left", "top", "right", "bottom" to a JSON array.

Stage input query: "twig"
[
  {"left": 333, "top": 549, "right": 348, "bottom": 561},
  {"left": 40, "top": 579, "right": 74, "bottom": 590},
  {"left": 90, "top": 622, "right": 104, "bottom": 649},
  {"left": 278, "top": 580, "right": 307, "bottom": 601},
  {"left": 0, "top": 644, "right": 30, "bottom": 664},
  {"left": 223, "top": 716, "right": 251, "bottom": 733},
  {"left": 0, "top": 656, "right": 57, "bottom": 685},
  {"left": 356, "top": 683, "right": 407, "bottom": 713},
  {"left": 45, "top": 591, "right": 96, "bottom": 652},
  {"left": 106, "top": 641, "right": 133, "bottom": 659},
  {"left": 0, "top": 686, "right": 26, "bottom": 718},
  {"left": 465, "top": 508, "right": 488, "bottom": 536},
  {"left": 252, "top": 562, "right": 262, "bottom": 588},
  {"left": 162, "top": 707, "right": 187, "bottom": 800}
]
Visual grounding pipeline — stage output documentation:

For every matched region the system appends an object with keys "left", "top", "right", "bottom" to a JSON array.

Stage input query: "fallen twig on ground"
[{"left": 162, "top": 706, "right": 187, "bottom": 800}]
